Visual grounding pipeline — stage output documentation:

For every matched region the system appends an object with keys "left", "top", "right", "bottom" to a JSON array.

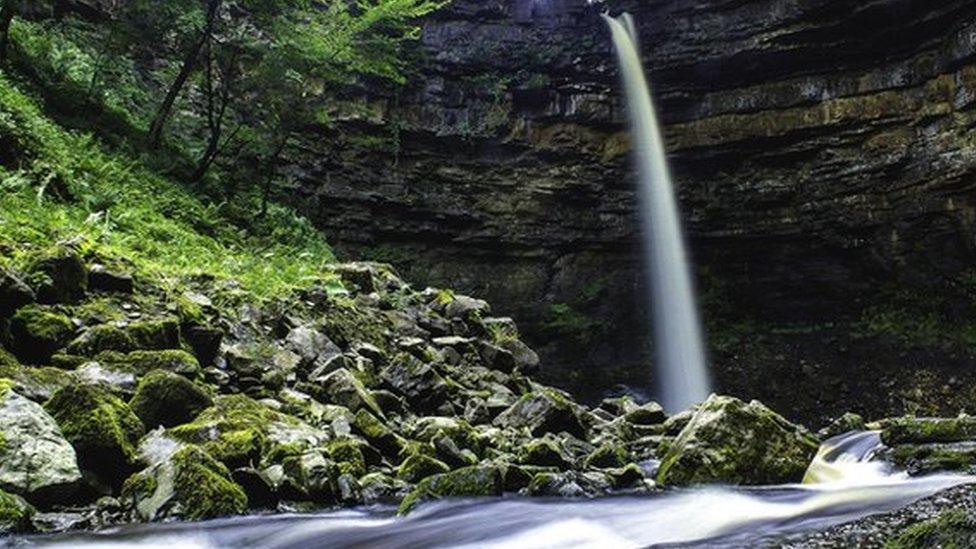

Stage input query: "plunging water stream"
[
  {"left": 603, "top": 13, "right": 711, "bottom": 413},
  {"left": 25, "top": 432, "right": 972, "bottom": 548}
]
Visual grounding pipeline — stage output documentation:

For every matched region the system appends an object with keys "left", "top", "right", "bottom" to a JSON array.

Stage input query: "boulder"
[
  {"left": 497, "top": 338, "right": 540, "bottom": 373},
  {"left": 381, "top": 353, "right": 450, "bottom": 413},
  {"left": 9, "top": 306, "right": 74, "bottom": 364},
  {"left": 351, "top": 409, "right": 404, "bottom": 458},
  {"left": 129, "top": 370, "right": 213, "bottom": 429},
  {"left": 0, "top": 488, "right": 34, "bottom": 533},
  {"left": 183, "top": 325, "right": 223, "bottom": 367},
  {"left": 444, "top": 295, "right": 490, "bottom": 321},
  {"left": 0, "top": 382, "right": 82, "bottom": 504},
  {"left": 0, "top": 353, "right": 74, "bottom": 402},
  {"left": 285, "top": 325, "right": 341, "bottom": 370},
  {"left": 66, "top": 324, "right": 137, "bottom": 356},
  {"left": 475, "top": 340, "right": 516, "bottom": 373},
  {"left": 44, "top": 383, "right": 145, "bottom": 486},
  {"left": 0, "top": 268, "right": 34, "bottom": 318},
  {"left": 398, "top": 465, "right": 503, "bottom": 514},
  {"left": 526, "top": 470, "right": 612, "bottom": 498},
  {"left": 624, "top": 402, "right": 666, "bottom": 426},
  {"left": 87, "top": 265, "right": 134, "bottom": 294},
  {"left": 656, "top": 395, "right": 819, "bottom": 486},
  {"left": 518, "top": 437, "right": 573, "bottom": 469},
  {"left": 396, "top": 454, "right": 451, "bottom": 483},
  {"left": 122, "top": 445, "right": 247, "bottom": 522},
  {"left": 96, "top": 349, "right": 201, "bottom": 378},
  {"left": 493, "top": 389, "right": 587, "bottom": 438},
  {"left": 29, "top": 251, "right": 87, "bottom": 305},
  {"left": 313, "top": 368, "right": 383, "bottom": 417},
  {"left": 880, "top": 416, "right": 976, "bottom": 445}
]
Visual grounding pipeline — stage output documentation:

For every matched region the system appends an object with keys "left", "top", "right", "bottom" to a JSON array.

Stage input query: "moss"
[
  {"left": 50, "top": 353, "right": 87, "bottom": 369},
  {"left": 888, "top": 444, "right": 976, "bottom": 474},
  {"left": 397, "top": 465, "right": 503, "bottom": 515},
  {"left": 352, "top": 409, "right": 403, "bottom": 457},
  {"left": 96, "top": 349, "right": 200, "bottom": 377},
  {"left": 584, "top": 444, "right": 629, "bottom": 469},
  {"left": 65, "top": 324, "right": 137, "bottom": 356},
  {"left": 882, "top": 416, "right": 976, "bottom": 445},
  {"left": 0, "top": 364, "right": 74, "bottom": 401},
  {"left": 518, "top": 437, "right": 571, "bottom": 468},
  {"left": 886, "top": 510, "right": 976, "bottom": 548},
  {"left": 126, "top": 318, "right": 179, "bottom": 350},
  {"left": 9, "top": 306, "right": 74, "bottom": 363},
  {"left": 44, "top": 383, "right": 145, "bottom": 483},
  {"left": 327, "top": 439, "right": 367, "bottom": 478},
  {"left": 170, "top": 446, "right": 248, "bottom": 520},
  {"left": 129, "top": 369, "right": 213, "bottom": 428},
  {"left": 0, "top": 488, "right": 34, "bottom": 533},
  {"left": 0, "top": 347, "right": 19, "bottom": 368},
  {"left": 396, "top": 453, "right": 450, "bottom": 483}
]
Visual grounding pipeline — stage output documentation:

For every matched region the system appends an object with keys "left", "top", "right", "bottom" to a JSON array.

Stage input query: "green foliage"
[
  {"left": 543, "top": 303, "right": 605, "bottom": 345},
  {"left": 0, "top": 73, "right": 339, "bottom": 302}
]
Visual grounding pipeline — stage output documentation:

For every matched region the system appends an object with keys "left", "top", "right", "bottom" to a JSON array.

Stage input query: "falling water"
[{"left": 603, "top": 13, "right": 710, "bottom": 412}]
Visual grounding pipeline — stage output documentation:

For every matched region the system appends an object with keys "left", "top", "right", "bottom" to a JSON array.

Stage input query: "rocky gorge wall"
[{"left": 285, "top": 0, "right": 976, "bottom": 421}]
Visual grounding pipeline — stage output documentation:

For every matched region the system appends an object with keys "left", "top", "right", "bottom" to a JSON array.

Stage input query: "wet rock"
[
  {"left": 398, "top": 465, "right": 503, "bottom": 514},
  {"left": 0, "top": 353, "right": 75, "bottom": 402},
  {"left": 493, "top": 388, "right": 587, "bottom": 438},
  {"left": 599, "top": 396, "right": 640, "bottom": 417},
  {"left": 313, "top": 367, "right": 384, "bottom": 417},
  {"left": 885, "top": 442, "right": 976, "bottom": 476},
  {"left": 231, "top": 467, "right": 277, "bottom": 509},
  {"left": 624, "top": 402, "right": 666, "bottom": 426},
  {"left": 886, "top": 508, "right": 976, "bottom": 548},
  {"left": 9, "top": 306, "right": 74, "bottom": 364},
  {"left": 0, "top": 268, "right": 35, "bottom": 318},
  {"left": 88, "top": 265, "right": 133, "bottom": 294},
  {"left": 45, "top": 383, "right": 145, "bottom": 487},
  {"left": 818, "top": 412, "right": 866, "bottom": 439},
  {"left": 75, "top": 362, "right": 137, "bottom": 396},
  {"left": 476, "top": 340, "right": 516, "bottom": 373},
  {"left": 396, "top": 454, "right": 451, "bottom": 483},
  {"left": 0, "top": 488, "right": 34, "bottom": 533},
  {"left": 0, "top": 383, "right": 82, "bottom": 504},
  {"left": 285, "top": 325, "right": 341, "bottom": 371},
  {"left": 66, "top": 324, "right": 137, "bottom": 356},
  {"left": 584, "top": 443, "right": 630, "bottom": 469},
  {"left": 279, "top": 451, "right": 341, "bottom": 503},
  {"left": 518, "top": 437, "right": 573, "bottom": 469},
  {"left": 361, "top": 472, "right": 407, "bottom": 504},
  {"left": 526, "top": 470, "right": 611, "bottom": 498},
  {"left": 381, "top": 353, "right": 450, "bottom": 413},
  {"left": 656, "top": 394, "right": 819, "bottom": 486},
  {"left": 183, "top": 325, "right": 223, "bottom": 367},
  {"left": 30, "top": 251, "right": 87, "bottom": 305},
  {"left": 122, "top": 445, "right": 247, "bottom": 521},
  {"left": 129, "top": 370, "right": 213, "bottom": 429},
  {"left": 352, "top": 409, "right": 404, "bottom": 458},
  {"left": 880, "top": 416, "right": 976, "bottom": 445},
  {"left": 496, "top": 338, "right": 540, "bottom": 373}
]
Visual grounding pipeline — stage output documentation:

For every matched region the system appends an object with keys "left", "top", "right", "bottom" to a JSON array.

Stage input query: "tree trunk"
[
  {"left": 0, "top": 0, "right": 16, "bottom": 65},
  {"left": 146, "top": 0, "right": 220, "bottom": 148}
]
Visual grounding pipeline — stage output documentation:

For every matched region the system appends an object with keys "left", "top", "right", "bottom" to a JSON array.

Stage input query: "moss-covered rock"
[
  {"left": 123, "top": 445, "right": 247, "bottom": 522},
  {"left": 168, "top": 394, "right": 325, "bottom": 469},
  {"left": 313, "top": 367, "right": 384, "bottom": 417},
  {"left": 97, "top": 349, "right": 201, "bottom": 378},
  {"left": 584, "top": 443, "right": 629, "bottom": 469},
  {"left": 29, "top": 250, "right": 87, "bottom": 305},
  {"left": 9, "top": 306, "right": 74, "bottom": 364},
  {"left": 656, "top": 394, "right": 819, "bottom": 486},
  {"left": 126, "top": 318, "right": 180, "bottom": 350},
  {"left": 886, "top": 509, "right": 976, "bottom": 548},
  {"left": 526, "top": 470, "right": 612, "bottom": 498},
  {"left": 0, "top": 488, "right": 34, "bottom": 534},
  {"left": 66, "top": 324, "right": 137, "bottom": 356},
  {"left": 0, "top": 361, "right": 74, "bottom": 403},
  {"left": 352, "top": 409, "right": 404, "bottom": 458},
  {"left": 326, "top": 439, "right": 367, "bottom": 478},
  {"left": 44, "top": 383, "right": 145, "bottom": 485},
  {"left": 279, "top": 450, "right": 341, "bottom": 503},
  {"left": 381, "top": 353, "right": 450, "bottom": 413},
  {"left": 0, "top": 268, "right": 35, "bottom": 319},
  {"left": 881, "top": 416, "right": 976, "bottom": 445},
  {"left": 398, "top": 465, "right": 503, "bottom": 515},
  {"left": 518, "top": 437, "right": 573, "bottom": 468},
  {"left": 129, "top": 370, "right": 213, "bottom": 429},
  {"left": 493, "top": 388, "right": 587, "bottom": 438},
  {"left": 886, "top": 443, "right": 976, "bottom": 475},
  {"left": 396, "top": 453, "right": 451, "bottom": 483}
]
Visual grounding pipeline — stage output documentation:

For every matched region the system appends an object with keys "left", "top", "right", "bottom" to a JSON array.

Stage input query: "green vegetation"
[{"left": 886, "top": 510, "right": 976, "bottom": 548}]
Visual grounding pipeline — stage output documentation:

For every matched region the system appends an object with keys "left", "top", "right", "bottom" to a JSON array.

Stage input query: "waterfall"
[{"left": 603, "top": 13, "right": 711, "bottom": 412}]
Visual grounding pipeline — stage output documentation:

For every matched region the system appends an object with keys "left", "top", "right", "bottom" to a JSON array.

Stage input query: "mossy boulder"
[
  {"left": 44, "top": 383, "right": 145, "bottom": 486},
  {"left": 326, "top": 439, "right": 367, "bottom": 478},
  {"left": 129, "top": 370, "right": 213, "bottom": 429},
  {"left": 313, "top": 367, "right": 384, "bottom": 417},
  {"left": 584, "top": 443, "right": 630, "bottom": 469},
  {"left": 526, "top": 470, "right": 612, "bottom": 498},
  {"left": 0, "top": 382, "right": 82, "bottom": 503},
  {"left": 352, "top": 409, "right": 404, "bottom": 458},
  {"left": 0, "top": 361, "right": 74, "bottom": 403},
  {"left": 398, "top": 465, "right": 503, "bottom": 515},
  {"left": 97, "top": 349, "right": 201, "bottom": 378},
  {"left": 66, "top": 324, "right": 137, "bottom": 356},
  {"left": 29, "top": 250, "right": 87, "bottom": 305},
  {"left": 381, "top": 353, "right": 450, "bottom": 413},
  {"left": 0, "top": 488, "right": 34, "bottom": 534},
  {"left": 396, "top": 453, "right": 451, "bottom": 483},
  {"left": 656, "top": 394, "right": 819, "bottom": 486},
  {"left": 881, "top": 416, "right": 976, "bottom": 445},
  {"left": 493, "top": 388, "right": 587, "bottom": 438},
  {"left": 126, "top": 318, "right": 180, "bottom": 350},
  {"left": 885, "top": 443, "right": 976, "bottom": 475},
  {"left": 123, "top": 445, "right": 247, "bottom": 522},
  {"left": 168, "top": 394, "right": 326, "bottom": 469},
  {"left": 9, "top": 306, "right": 74, "bottom": 364},
  {"left": 518, "top": 437, "right": 573, "bottom": 468},
  {"left": 886, "top": 509, "right": 976, "bottom": 548}
]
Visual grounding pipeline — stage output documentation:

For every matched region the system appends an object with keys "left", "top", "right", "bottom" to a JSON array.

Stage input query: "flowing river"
[{"left": 16, "top": 431, "right": 972, "bottom": 548}]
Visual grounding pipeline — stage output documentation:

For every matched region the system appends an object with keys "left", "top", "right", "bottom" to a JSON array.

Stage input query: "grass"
[{"left": 0, "top": 69, "right": 341, "bottom": 303}]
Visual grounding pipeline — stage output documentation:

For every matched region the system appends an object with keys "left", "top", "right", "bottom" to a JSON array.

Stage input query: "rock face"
[
  {"left": 656, "top": 394, "right": 819, "bottom": 485},
  {"left": 280, "top": 0, "right": 976, "bottom": 419}
]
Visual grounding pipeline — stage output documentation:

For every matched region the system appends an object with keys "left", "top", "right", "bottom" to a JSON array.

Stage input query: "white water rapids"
[
  {"left": 603, "top": 12, "right": 711, "bottom": 413},
  {"left": 27, "top": 431, "right": 973, "bottom": 548}
]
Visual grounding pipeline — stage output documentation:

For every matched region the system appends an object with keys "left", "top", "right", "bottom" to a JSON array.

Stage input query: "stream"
[{"left": 11, "top": 431, "right": 972, "bottom": 548}]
